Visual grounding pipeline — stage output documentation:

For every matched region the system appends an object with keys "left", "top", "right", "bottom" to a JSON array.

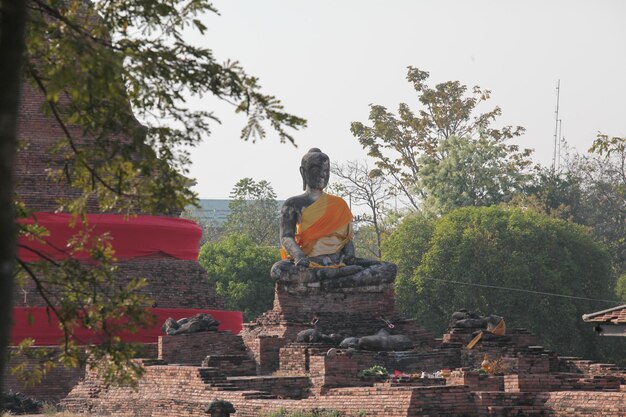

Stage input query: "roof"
[{"left": 582, "top": 305, "right": 626, "bottom": 323}]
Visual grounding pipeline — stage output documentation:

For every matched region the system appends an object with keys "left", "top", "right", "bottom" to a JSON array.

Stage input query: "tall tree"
[
  {"left": 224, "top": 178, "right": 280, "bottom": 247},
  {"left": 510, "top": 168, "right": 586, "bottom": 222},
  {"left": 351, "top": 67, "right": 525, "bottom": 210},
  {"left": 418, "top": 135, "right": 532, "bottom": 214},
  {"left": 0, "top": 0, "right": 28, "bottom": 396},
  {"left": 198, "top": 234, "right": 277, "bottom": 321},
  {"left": 585, "top": 134, "right": 626, "bottom": 275},
  {"left": 1, "top": 0, "right": 305, "bottom": 387},
  {"left": 330, "top": 160, "right": 394, "bottom": 259}
]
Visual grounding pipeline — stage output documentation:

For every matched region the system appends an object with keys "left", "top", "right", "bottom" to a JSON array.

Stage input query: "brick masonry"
[
  {"left": 61, "top": 264, "right": 626, "bottom": 416},
  {"left": 9, "top": 82, "right": 225, "bottom": 402},
  {"left": 4, "top": 347, "right": 84, "bottom": 404},
  {"left": 158, "top": 331, "right": 248, "bottom": 365},
  {"left": 14, "top": 83, "right": 223, "bottom": 311}
]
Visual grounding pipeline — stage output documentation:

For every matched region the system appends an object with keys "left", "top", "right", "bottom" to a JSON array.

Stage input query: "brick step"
[
  {"left": 202, "top": 354, "right": 257, "bottom": 376},
  {"left": 209, "top": 382, "right": 236, "bottom": 388},
  {"left": 207, "top": 385, "right": 239, "bottom": 391},
  {"left": 137, "top": 358, "right": 167, "bottom": 366},
  {"left": 198, "top": 367, "right": 227, "bottom": 381},
  {"left": 240, "top": 390, "right": 277, "bottom": 399},
  {"left": 486, "top": 405, "right": 545, "bottom": 416},
  {"left": 200, "top": 375, "right": 226, "bottom": 384}
]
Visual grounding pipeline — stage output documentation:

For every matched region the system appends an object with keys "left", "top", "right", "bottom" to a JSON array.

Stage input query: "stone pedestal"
[{"left": 241, "top": 259, "right": 433, "bottom": 373}]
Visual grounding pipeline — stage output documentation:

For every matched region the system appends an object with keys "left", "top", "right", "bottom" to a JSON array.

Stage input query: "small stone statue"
[
  {"left": 449, "top": 309, "right": 503, "bottom": 330},
  {"left": 356, "top": 328, "right": 413, "bottom": 352},
  {"left": 280, "top": 148, "right": 355, "bottom": 268},
  {"left": 295, "top": 328, "right": 343, "bottom": 344},
  {"left": 162, "top": 313, "right": 220, "bottom": 335},
  {"left": 449, "top": 309, "right": 507, "bottom": 349},
  {"left": 205, "top": 399, "right": 236, "bottom": 417}
]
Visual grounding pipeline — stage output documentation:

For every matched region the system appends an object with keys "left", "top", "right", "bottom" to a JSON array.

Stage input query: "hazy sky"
[{"left": 184, "top": 0, "right": 626, "bottom": 200}]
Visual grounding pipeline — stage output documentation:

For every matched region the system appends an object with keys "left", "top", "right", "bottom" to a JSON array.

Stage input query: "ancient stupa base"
[
  {"left": 62, "top": 260, "right": 626, "bottom": 417},
  {"left": 240, "top": 260, "right": 434, "bottom": 374}
]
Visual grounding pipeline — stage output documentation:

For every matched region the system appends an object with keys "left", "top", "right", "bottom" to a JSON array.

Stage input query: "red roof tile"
[{"left": 582, "top": 305, "right": 626, "bottom": 323}]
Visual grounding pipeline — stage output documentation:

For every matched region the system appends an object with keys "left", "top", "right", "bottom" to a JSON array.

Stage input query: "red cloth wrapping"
[
  {"left": 10, "top": 307, "right": 243, "bottom": 346},
  {"left": 18, "top": 213, "right": 202, "bottom": 262}
]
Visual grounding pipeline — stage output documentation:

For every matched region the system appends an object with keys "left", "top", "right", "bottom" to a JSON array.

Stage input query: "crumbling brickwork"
[
  {"left": 4, "top": 347, "right": 84, "bottom": 404},
  {"left": 159, "top": 331, "right": 248, "bottom": 365},
  {"left": 9, "top": 82, "right": 225, "bottom": 403},
  {"left": 61, "top": 259, "right": 626, "bottom": 416}
]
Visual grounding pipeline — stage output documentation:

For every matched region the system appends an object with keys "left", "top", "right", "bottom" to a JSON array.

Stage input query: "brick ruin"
[
  {"left": 11, "top": 82, "right": 626, "bottom": 416},
  {"left": 62, "top": 262, "right": 626, "bottom": 417},
  {"left": 6, "top": 83, "right": 223, "bottom": 401},
  {"left": 14, "top": 82, "right": 223, "bottom": 312}
]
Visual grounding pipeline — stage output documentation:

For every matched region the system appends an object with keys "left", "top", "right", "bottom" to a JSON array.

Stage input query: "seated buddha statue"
[
  {"left": 273, "top": 147, "right": 395, "bottom": 289},
  {"left": 279, "top": 148, "right": 355, "bottom": 268}
]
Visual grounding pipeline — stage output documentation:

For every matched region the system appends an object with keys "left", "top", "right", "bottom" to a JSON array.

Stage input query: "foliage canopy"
[
  {"left": 198, "top": 234, "right": 278, "bottom": 321},
  {"left": 1, "top": 0, "right": 305, "bottom": 388},
  {"left": 224, "top": 178, "right": 280, "bottom": 247},
  {"left": 351, "top": 67, "right": 526, "bottom": 210},
  {"left": 384, "top": 206, "right": 616, "bottom": 360}
]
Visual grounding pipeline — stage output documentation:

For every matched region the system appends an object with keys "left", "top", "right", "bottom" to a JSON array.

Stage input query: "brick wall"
[
  {"left": 16, "top": 83, "right": 100, "bottom": 212},
  {"left": 447, "top": 370, "right": 504, "bottom": 392},
  {"left": 541, "top": 391, "right": 626, "bottom": 416},
  {"left": 4, "top": 346, "right": 84, "bottom": 404},
  {"left": 64, "top": 364, "right": 475, "bottom": 417},
  {"left": 309, "top": 353, "right": 361, "bottom": 389},
  {"left": 158, "top": 331, "right": 247, "bottom": 365},
  {"left": 201, "top": 354, "right": 256, "bottom": 376},
  {"left": 227, "top": 376, "right": 311, "bottom": 399},
  {"left": 242, "top": 335, "right": 286, "bottom": 375},
  {"left": 14, "top": 254, "right": 223, "bottom": 310}
]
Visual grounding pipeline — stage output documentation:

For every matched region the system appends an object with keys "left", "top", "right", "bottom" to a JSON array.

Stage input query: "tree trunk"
[{"left": 0, "top": 0, "right": 27, "bottom": 396}]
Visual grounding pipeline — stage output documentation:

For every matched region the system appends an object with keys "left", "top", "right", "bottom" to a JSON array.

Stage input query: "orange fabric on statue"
[{"left": 280, "top": 193, "right": 353, "bottom": 259}]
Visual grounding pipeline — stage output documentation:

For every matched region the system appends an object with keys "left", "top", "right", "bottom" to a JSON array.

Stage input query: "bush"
[
  {"left": 384, "top": 206, "right": 615, "bottom": 361},
  {"left": 1, "top": 391, "right": 42, "bottom": 415},
  {"left": 199, "top": 234, "right": 279, "bottom": 321}
]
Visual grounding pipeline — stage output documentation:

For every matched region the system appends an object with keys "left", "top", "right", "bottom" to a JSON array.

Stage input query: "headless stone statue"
[{"left": 280, "top": 148, "right": 356, "bottom": 268}]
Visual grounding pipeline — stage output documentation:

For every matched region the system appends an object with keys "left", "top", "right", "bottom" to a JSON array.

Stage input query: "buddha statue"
[
  {"left": 279, "top": 148, "right": 355, "bottom": 268},
  {"left": 267, "top": 147, "right": 398, "bottom": 323}
]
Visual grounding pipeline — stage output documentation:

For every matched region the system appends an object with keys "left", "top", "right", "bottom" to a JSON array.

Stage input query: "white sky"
[{"left": 184, "top": 0, "right": 626, "bottom": 200}]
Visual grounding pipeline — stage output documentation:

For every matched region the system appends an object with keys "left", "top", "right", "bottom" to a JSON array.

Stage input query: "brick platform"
[
  {"left": 61, "top": 260, "right": 626, "bottom": 416},
  {"left": 241, "top": 261, "right": 434, "bottom": 375},
  {"left": 158, "top": 331, "right": 249, "bottom": 366}
]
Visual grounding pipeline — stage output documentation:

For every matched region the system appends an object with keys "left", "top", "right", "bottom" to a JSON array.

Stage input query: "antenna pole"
[
  {"left": 552, "top": 80, "right": 561, "bottom": 173},
  {"left": 557, "top": 119, "right": 563, "bottom": 170}
]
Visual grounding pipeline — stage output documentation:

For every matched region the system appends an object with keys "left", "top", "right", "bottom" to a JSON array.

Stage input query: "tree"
[
  {"left": 509, "top": 167, "right": 586, "bottom": 222},
  {"left": 180, "top": 207, "right": 225, "bottom": 245},
  {"left": 223, "top": 178, "right": 280, "bottom": 247},
  {"left": 0, "top": 0, "right": 28, "bottom": 397},
  {"left": 582, "top": 134, "right": 626, "bottom": 275},
  {"left": 198, "top": 234, "right": 278, "bottom": 321},
  {"left": 351, "top": 67, "right": 525, "bottom": 210},
  {"left": 1, "top": 0, "right": 305, "bottom": 390},
  {"left": 380, "top": 212, "right": 434, "bottom": 318},
  {"left": 418, "top": 135, "right": 532, "bottom": 214},
  {"left": 383, "top": 206, "right": 616, "bottom": 361},
  {"left": 330, "top": 161, "right": 395, "bottom": 259}
]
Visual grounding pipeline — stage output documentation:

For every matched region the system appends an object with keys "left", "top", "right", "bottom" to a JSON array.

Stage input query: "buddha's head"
[{"left": 300, "top": 148, "right": 330, "bottom": 191}]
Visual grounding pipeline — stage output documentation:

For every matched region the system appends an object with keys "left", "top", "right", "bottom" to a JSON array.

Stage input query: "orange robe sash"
[{"left": 281, "top": 193, "right": 353, "bottom": 259}]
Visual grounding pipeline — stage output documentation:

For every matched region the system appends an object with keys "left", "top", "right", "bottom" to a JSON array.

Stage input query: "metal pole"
[{"left": 552, "top": 80, "right": 560, "bottom": 173}]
